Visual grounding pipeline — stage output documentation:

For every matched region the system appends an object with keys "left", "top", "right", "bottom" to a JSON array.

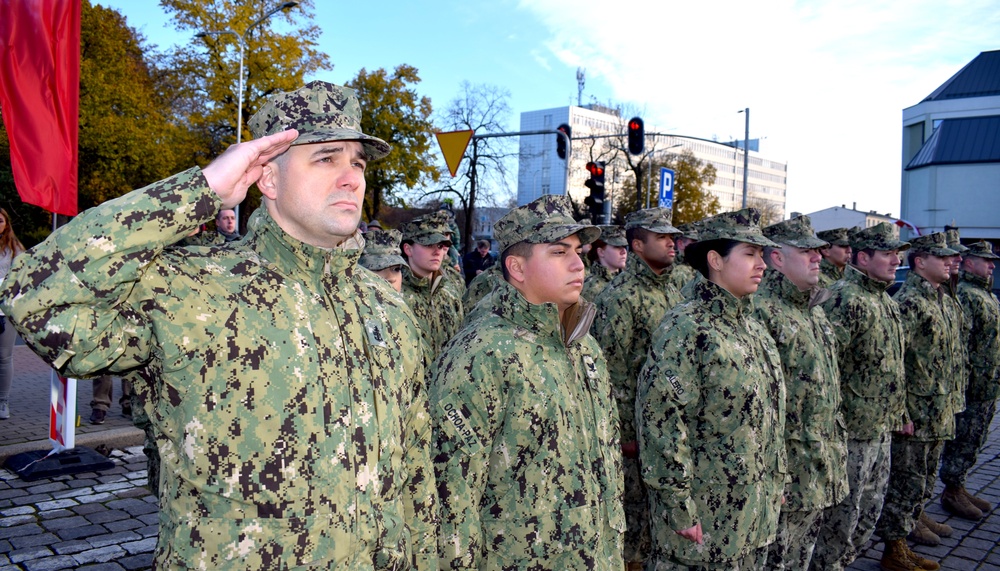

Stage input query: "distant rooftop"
[
  {"left": 923, "top": 49, "right": 1000, "bottom": 102},
  {"left": 906, "top": 115, "right": 1000, "bottom": 170}
]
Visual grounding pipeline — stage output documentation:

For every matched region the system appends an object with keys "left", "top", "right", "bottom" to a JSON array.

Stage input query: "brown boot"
[
  {"left": 907, "top": 518, "right": 940, "bottom": 546},
  {"left": 626, "top": 562, "right": 643, "bottom": 571},
  {"left": 960, "top": 487, "right": 993, "bottom": 513},
  {"left": 901, "top": 542, "right": 941, "bottom": 571},
  {"left": 919, "top": 512, "right": 953, "bottom": 538},
  {"left": 942, "top": 485, "right": 984, "bottom": 519},
  {"left": 880, "top": 539, "right": 918, "bottom": 571}
]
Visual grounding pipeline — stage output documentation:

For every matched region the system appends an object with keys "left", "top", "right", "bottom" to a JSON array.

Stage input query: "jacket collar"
[
  {"left": 845, "top": 264, "right": 891, "bottom": 293},
  {"left": 244, "top": 207, "right": 363, "bottom": 276},
  {"left": 492, "top": 279, "right": 596, "bottom": 347},
  {"left": 692, "top": 277, "right": 753, "bottom": 320}
]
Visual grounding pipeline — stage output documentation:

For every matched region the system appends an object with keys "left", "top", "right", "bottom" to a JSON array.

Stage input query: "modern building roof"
[
  {"left": 905, "top": 115, "right": 1000, "bottom": 170},
  {"left": 923, "top": 49, "right": 1000, "bottom": 102}
]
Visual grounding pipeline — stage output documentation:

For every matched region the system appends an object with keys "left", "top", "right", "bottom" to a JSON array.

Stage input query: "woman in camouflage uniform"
[{"left": 637, "top": 208, "right": 786, "bottom": 570}]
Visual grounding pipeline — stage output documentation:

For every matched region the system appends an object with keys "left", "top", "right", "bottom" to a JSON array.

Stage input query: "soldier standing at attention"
[
  {"left": 359, "top": 229, "right": 408, "bottom": 293},
  {"left": 400, "top": 214, "right": 465, "bottom": 358},
  {"left": 429, "top": 195, "right": 624, "bottom": 570},
  {"left": 592, "top": 207, "right": 682, "bottom": 570},
  {"left": 938, "top": 241, "right": 1000, "bottom": 519},
  {"left": 755, "top": 216, "right": 849, "bottom": 570},
  {"left": 875, "top": 232, "right": 964, "bottom": 571},
  {"left": 637, "top": 208, "right": 786, "bottom": 570},
  {"left": 1, "top": 81, "right": 437, "bottom": 571},
  {"left": 582, "top": 225, "right": 628, "bottom": 301},
  {"left": 816, "top": 227, "right": 852, "bottom": 289},
  {"left": 811, "top": 223, "right": 911, "bottom": 571}
]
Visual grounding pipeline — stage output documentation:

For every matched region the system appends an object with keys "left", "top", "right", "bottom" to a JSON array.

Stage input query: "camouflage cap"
[
  {"left": 697, "top": 208, "right": 781, "bottom": 248},
  {"left": 965, "top": 240, "right": 1000, "bottom": 260},
  {"left": 817, "top": 227, "right": 851, "bottom": 247},
  {"left": 399, "top": 214, "right": 452, "bottom": 246},
  {"left": 248, "top": 80, "right": 390, "bottom": 160},
  {"left": 597, "top": 225, "right": 627, "bottom": 247},
  {"left": 849, "top": 222, "right": 910, "bottom": 252},
  {"left": 764, "top": 215, "right": 828, "bottom": 249},
  {"left": 494, "top": 195, "right": 601, "bottom": 252},
  {"left": 359, "top": 229, "right": 408, "bottom": 271},
  {"left": 945, "top": 228, "right": 970, "bottom": 254},
  {"left": 366, "top": 219, "right": 383, "bottom": 231},
  {"left": 908, "top": 232, "right": 960, "bottom": 257},
  {"left": 676, "top": 221, "right": 701, "bottom": 241},
  {"left": 624, "top": 207, "right": 681, "bottom": 234}
]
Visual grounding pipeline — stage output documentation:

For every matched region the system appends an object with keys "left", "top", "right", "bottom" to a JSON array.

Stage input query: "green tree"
[
  {"left": 346, "top": 65, "right": 439, "bottom": 221},
  {"left": 614, "top": 149, "right": 719, "bottom": 225},
  {"left": 160, "top": 0, "right": 330, "bottom": 227}
]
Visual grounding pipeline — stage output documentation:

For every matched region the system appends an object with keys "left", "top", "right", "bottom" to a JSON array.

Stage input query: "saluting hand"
[
  {"left": 202, "top": 130, "right": 299, "bottom": 208},
  {"left": 676, "top": 522, "right": 703, "bottom": 544}
]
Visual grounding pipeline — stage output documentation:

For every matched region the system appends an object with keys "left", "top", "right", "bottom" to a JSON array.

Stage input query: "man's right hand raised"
[
  {"left": 202, "top": 129, "right": 298, "bottom": 208},
  {"left": 676, "top": 522, "right": 703, "bottom": 544}
]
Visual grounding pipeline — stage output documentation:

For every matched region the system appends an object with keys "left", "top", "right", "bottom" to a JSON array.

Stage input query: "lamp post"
[
  {"left": 738, "top": 108, "right": 749, "bottom": 208},
  {"left": 196, "top": 1, "right": 300, "bottom": 225}
]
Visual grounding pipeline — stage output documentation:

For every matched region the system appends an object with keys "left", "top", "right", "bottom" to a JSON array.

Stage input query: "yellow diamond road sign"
[{"left": 436, "top": 130, "right": 474, "bottom": 177}]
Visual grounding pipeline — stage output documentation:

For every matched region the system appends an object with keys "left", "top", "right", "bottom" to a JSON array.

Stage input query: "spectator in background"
[
  {"left": 0, "top": 208, "right": 25, "bottom": 420},
  {"left": 462, "top": 239, "right": 496, "bottom": 285},
  {"left": 215, "top": 208, "right": 240, "bottom": 242}
]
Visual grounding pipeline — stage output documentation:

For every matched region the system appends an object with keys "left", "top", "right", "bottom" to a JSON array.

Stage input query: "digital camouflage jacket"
[
  {"left": 754, "top": 271, "right": 849, "bottom": 512},
  {"left": 582, "top": 262, "right": 617, "bottom": 302},
  {"left": 429, "top": 279, "right": 625, "bottom": 571},
  {"left": 593, "top": 255, "right": 683, "bottom": 443},
  {"left": 821, "top": 265, "right": 909, "bottom": 439},
  {"left": 462, "top": 264, "right": 500, "bottom": 314},
  {"left": 957, "top": 271, "right": 1000, "bottom": 403},
  {"left": 402, "top": 269, "right": 465, "bottom": 360},
  {"left": 818, "top": 258, "right": 844, "bottom": 289},
  {"left": 893, "top": 271, "right": 965, "bottom": 441},
  {"left": 637, "top": 278, "right": 786, "bottom": 564},
  {"left": 0, "top": 168, "right": 437, "bottom": 571}
]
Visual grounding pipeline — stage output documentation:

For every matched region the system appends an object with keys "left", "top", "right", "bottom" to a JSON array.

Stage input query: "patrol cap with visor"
[
  {"left": 624, "top": 207, "right": 681, "bottom": 235},
  {"left": 249, "top": 80, "right": 390, "bottom": 161},
  {"left": 764, "top": 215, "right": 828, "bottom": 249},
  {"left": 908, "top": 232, "right": 960, "bottom": 257},
  {"left": 697, "top": 208, "right": 781, "bottom": 248},
  {"left": 494, "top": 195, "right": 600, "bottom": 252},
  {"left": 399, "top": 215, "right": 453, "bottom": 247},
  {"left": 849, "top": 223, "right": 910, "bottom": 252}
]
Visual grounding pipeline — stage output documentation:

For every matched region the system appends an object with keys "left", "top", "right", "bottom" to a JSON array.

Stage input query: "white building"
[
  {"left": 901, "top": 49, "right": 1000, "bottom": 240},
  {"left": 517, "top": 105, "right": 788, "bottom": 220},
  {"left": 804, "top": 204, "right": 900, "bottom": 237}
]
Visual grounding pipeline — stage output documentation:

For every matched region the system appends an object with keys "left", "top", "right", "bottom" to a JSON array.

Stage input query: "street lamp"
[
  {"left": 645, "top": 143, "right": 683, "bottom": 209},
  {"left": 195, "top": 1, "right": 300, "bottom": 224},
  {"left": 738, "top": 108, "right": 749, "bottom": 208}
]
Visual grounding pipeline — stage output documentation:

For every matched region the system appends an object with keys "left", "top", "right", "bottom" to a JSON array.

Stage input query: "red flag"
[{"left": 0, "top": 0, "right": 80, "bottom": 217}]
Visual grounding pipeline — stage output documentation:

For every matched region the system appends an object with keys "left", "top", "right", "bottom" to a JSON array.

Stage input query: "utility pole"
[
  {"left": 739, "top": 108, "right": 749, "bottom": 208},
  {"left": 576, "top": 68, "right": 585, "bottom": 107}
]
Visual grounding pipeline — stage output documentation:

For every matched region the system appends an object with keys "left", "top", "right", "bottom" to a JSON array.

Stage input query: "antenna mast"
[{"left": 576, "top": 68, "right": 585, "bottom": 106}]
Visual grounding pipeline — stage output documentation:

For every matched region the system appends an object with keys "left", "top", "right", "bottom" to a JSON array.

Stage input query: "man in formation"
[{"left": 816, "top": 227, "right": 852, "bottom": 289}]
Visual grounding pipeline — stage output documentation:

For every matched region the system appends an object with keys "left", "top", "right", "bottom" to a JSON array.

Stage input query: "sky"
[{"left": 99, "top": 0, "right": 999, "bottom": 219}]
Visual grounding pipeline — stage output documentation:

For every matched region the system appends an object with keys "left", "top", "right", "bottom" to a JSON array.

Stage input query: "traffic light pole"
[{"left": 471, "top": 129, "right": 572, "bottom": 200}]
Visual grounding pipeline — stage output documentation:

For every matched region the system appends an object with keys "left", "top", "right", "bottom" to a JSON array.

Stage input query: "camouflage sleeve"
[
  {"left": 0, "top": 168, "right": 219, "bottom": 375},
  {"left": 593, "top": 293, "right": 636, "bottom": 441},
  {"left": 428, "top": 332, "right": 505, "bottom": 570},
  {"left": 820, "top": 293, "right": 859, "bottom": 369},
  {"left": 636, "top": 314, "right": 700, "bottom": 532},
  {"left": 403, "top": 356, "right": 440, "bottom": 571}
]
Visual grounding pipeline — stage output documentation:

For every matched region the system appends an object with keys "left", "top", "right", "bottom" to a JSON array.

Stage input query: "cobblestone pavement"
[{"left": 1, "top": 344, "right": 998, "bottom": 570}]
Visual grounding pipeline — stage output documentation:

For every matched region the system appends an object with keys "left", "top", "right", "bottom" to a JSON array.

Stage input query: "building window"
[{"left": 544, "top": 114, "right": 552, "bottom": 127}]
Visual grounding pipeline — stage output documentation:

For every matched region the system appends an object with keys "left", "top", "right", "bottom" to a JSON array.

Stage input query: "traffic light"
[
  {"left": 556, "top": 124, "right": 571, "bottom": 160},
  {"left": 627, "top": 117, "right": 644, "bottom": 155},
  {"left": 583, "top": 161, "right": 606, "bottom": 222}
]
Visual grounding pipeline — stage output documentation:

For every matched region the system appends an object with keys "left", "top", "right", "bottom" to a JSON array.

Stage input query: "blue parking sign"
[{"left": 658, "top": 168, "right": 675, "bottom": 209}]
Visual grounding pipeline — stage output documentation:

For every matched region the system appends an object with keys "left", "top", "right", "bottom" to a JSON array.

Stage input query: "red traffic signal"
[
  {"left": 585, "top": 161, "right": 604, "bottom": 176},
  {"left": 627, "top": 117, "right": 644, "bottom": 155},
  {"left": 556, "top": 124, "right": 571, "bottom": 160}
]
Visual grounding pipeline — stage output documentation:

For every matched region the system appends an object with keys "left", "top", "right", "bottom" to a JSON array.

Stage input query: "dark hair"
[
  {"left": 500, "top": 241, "right": 535, "bottom": 280},
  {"left": 685, "top": 238, "right": 742, "bottom": 279},
  {"left": 625, "top": 227, "right": 651, "bottom": 251},
  {"left": 851, "top": 247, "right": 876, "bottom": 265},
  {"left": 586, "top": 239, "right": 607, "bottom": 263},
  {"left": 907, "top": 250, "right": 930, "bottom": 268}
]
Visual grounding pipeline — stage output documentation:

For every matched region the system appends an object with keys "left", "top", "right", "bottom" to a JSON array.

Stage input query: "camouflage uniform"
[
  {"left": 462, "top": 265, "right": 500, "bottom": 318},
  {"left": 940, "top": 242, "right": 1000, "bottom": 489},
  {"left": 816, "top": 228, "right": 850, "bottom": 289},
  {"left": 637, "top": 208, "right": 786, "bottom": 569},
  {"left": 582, "top": 225, "right": 627, "bottom": 302},
  {"left": 359, "top": 228, "right": 408, "bottom": 273},
  {"left": 1, "top": 82, "right": 439, "bottom": 571},
  {"left": 429, "top": 196, "right": 624, "bottom": 570},
  {"left": 401, "top": 215, "right": 466, "bottom": 359},
  {"left": 593, "top": 208, "right": 682, "bottom": 564},
  {"left": 875, "top": 234, "right": 964, "bottom": 541},
  {"left": 756, "top": 217, "right": 849, "bottom": 571},
  {"left": 811, "top": 223, "right": 910, "bottom": 571},
  {"left": 668, "top": 222, "right": 700, "bottom": 292}
]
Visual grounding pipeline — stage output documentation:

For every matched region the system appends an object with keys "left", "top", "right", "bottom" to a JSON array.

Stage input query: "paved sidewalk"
[{"left": 1, "top": 345, "right": 143, "bottom": 465}]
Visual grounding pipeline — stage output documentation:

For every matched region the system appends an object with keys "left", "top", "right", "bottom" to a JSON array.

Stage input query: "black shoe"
[
  {"left": 90, "top": 409, "right": 107, "bottom": 425},
  {"left": 122, "top": 403, "right": 132, "bottom": 418}
]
